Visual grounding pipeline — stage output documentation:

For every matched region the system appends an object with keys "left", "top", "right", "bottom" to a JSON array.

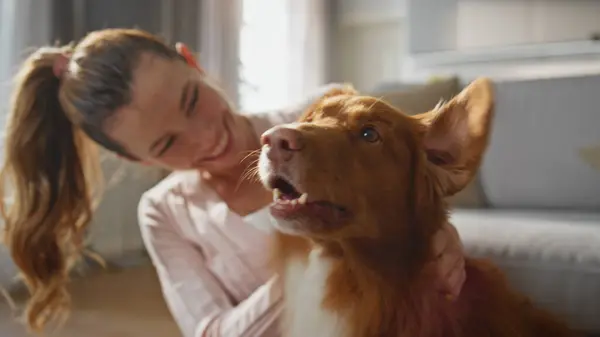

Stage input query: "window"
[{"left": 237, "top": 0, "right": 291, "bottom": 113}]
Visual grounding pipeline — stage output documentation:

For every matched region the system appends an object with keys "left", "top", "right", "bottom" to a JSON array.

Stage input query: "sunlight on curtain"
[{"left": 238, "top": 0, "right": 290, "bottom": 113}]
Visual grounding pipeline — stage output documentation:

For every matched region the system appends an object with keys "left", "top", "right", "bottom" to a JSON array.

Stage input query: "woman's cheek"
[{"left": 161, "top": 146, "right": 195, "bottom": 169}]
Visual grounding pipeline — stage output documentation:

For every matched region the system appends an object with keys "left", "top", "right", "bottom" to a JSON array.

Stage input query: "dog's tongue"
[{"left": 270, "top": 200, "right": 345, "bottom": 223}]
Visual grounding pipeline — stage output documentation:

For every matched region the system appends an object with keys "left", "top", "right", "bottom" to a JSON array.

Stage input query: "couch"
[{"left": 371, "top": 75, "right": 600, "bottom": 335}]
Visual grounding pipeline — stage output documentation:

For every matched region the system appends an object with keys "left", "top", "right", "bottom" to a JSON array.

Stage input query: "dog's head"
[{"left": 258, "top": 79, "right": 494, "bottom": 243}]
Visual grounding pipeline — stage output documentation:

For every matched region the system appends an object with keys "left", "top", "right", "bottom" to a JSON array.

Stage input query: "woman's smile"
[{"left": 192, "top": 113, "right": 234, "bottom": 166}]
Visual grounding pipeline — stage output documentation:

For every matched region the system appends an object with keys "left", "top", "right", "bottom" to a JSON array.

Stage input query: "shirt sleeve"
[{"left": 138, "top": 194, "right": 283, "bottom": 337}]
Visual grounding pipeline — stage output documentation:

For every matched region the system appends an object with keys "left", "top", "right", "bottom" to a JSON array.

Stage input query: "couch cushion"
[
  {"left": 480, "top": 75, "right": 600, "bottom": 210},
  {"left": 451, "top": 209, "right": 600, "bottom": 333},
  {"left": 370, "top": 77, "right": 487, "bottom": 209}
]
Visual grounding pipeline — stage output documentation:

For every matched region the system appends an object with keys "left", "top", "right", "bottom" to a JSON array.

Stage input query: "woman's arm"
[{"left": 138, "top": 195, "right": 283, "bottom": 337}]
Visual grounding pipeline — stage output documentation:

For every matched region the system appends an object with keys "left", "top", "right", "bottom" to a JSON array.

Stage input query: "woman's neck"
[{"left": 200, "top": 148, "right": 271, "bottom": 216}]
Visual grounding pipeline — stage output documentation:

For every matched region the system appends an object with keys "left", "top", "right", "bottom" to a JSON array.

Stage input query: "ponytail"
[{"left": 0, "top": 47, "right": 103, "bottom": 331}]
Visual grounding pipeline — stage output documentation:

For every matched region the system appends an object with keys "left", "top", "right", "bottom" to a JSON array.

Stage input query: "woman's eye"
[
  {"left": 157, "top": 135, "right": 176, "bottom": 157},
  {"left": 186, "top": 84, "right": 199, "bottom": 117},
  {"left": 359, "top": 126, "right": 380, "bottom": 143}
]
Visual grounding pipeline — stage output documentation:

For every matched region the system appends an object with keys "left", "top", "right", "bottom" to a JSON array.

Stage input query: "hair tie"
[{"left": 53, "top": 52, "right": 72, "bottom": 78}]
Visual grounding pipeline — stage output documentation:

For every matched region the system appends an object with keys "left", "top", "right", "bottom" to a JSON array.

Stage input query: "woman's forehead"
[
  {"left": 107, "top": 55, "right": 192, "bottom": 155},
  {"left": 130, "top": 54, "right": 190, "bottom": 109}
]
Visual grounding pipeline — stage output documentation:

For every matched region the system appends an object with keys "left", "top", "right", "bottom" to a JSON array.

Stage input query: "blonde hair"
[{"left": 0, "top": 28, "right": 183, "bottom": 332}]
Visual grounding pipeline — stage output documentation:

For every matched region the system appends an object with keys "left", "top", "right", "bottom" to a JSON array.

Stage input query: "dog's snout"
[
  {"left": 261, "top": 126, "right": 304, "bottom": 162},
  {"left": 262, "top": 126, "right": 304, "bottom": 151}
]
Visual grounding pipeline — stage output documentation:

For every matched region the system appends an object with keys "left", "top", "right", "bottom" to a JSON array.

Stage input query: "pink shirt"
[{"left": 137, "top": 85, "right": 343, "bottom": 337}]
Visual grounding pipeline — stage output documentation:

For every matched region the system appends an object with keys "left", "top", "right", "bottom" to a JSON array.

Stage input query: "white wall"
[
  {"left": 405, "top": 0, "right": 600, "bottom": 82},
  {"left": 331, "top": 0, "right": 407, "bottom": 91},
  {"left": 332, "top": 0, "right": 600, "bottom": 87},
  {"left": 456, "top": 1, "right": 600, "bottom": 50},
  {"left": 334, "top": 21, "right": 406, "bottom": 91}
]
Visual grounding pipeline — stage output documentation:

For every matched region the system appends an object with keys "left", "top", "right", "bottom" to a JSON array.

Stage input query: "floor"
[{"left": 0, "top": 265, "right": 181, "bottom": 337}]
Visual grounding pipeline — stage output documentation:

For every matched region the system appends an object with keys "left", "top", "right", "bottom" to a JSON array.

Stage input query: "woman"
[{"left": 0, "top": 28, "right": 466, "bottom": 336}]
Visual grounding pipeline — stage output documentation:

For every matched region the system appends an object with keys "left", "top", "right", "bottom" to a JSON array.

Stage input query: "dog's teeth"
[
  {"left": 298, "top": 193, "right": 308, "bottom": 204},
  {"left": 291, "top": 199, "right": 298, "bottom": 206},
  {"left": 273, "top": 189, "right": 281, "bottom": 201}
]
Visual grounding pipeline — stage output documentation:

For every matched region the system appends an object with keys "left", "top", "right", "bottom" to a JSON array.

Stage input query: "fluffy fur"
[{"left": 258, "top": 78, "right": 576, "bottom": 337}]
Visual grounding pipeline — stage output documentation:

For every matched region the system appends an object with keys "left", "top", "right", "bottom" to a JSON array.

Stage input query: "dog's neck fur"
[
  {"left": 281, "top": 203, "right": 450, "bottom": 337},
  {"left": 277, "top": 173, "right": 451, "bottom": 336},
  {"left": 315, "top": 213, "right": 446, "bottom": 289}
]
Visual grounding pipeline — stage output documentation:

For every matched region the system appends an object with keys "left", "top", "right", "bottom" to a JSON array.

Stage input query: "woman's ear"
[
  {"left": 414, "top": 78, "right": 495, "bottom": 196},
  {"left": 176, "top": 42, "right": 205, "bottom": 74}
]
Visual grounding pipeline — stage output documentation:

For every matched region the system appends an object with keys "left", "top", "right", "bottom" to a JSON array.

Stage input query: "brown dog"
[{"left": 257, "top": 78, "right": 575, "bottom": 337}]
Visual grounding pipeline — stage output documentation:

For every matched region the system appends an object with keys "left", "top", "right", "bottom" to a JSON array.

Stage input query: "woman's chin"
[
  {"left": 194, "top": 149, "right": 243, "bottom": 172},
  {"left": 193, "top": 120, "right": 259, "bottom": 174}
]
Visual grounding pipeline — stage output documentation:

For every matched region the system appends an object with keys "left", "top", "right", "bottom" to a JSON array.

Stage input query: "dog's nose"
[
  {"left": 261, "top": 126, "right": 304, "bottom": 151},
  {"left": 261, "top": 126, "right": 304, "bottom": 162}
]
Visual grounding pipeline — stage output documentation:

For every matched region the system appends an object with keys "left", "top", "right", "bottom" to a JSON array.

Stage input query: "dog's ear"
[
  {"left": 300, "top": 84, "right": 359, "bottom": 122},
  {"left": 415, "top": 78, "right": 495, "bottom": 196}
]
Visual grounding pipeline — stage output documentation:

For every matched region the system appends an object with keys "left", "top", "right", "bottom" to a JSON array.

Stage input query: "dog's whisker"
[
  {"left": 240, "top": 149, "right": 261, "bottom": 163},
  {"left": 434, "top": 98, "right": 446, "bottom": 111},
  {"left": 234, "top": 161, "right": 262, "bottom": 193},
  {"left": 240, "top": 165, "right": 255, "bottom": 180},
  {"left": 234, "top": 171, "right": 258, "bottom": 193},
  {"left": 367, "top": 96, "right": 385, "bottom": 111},
  {"left": 241, "top": 166, "right": 259, "bottom": 183}
]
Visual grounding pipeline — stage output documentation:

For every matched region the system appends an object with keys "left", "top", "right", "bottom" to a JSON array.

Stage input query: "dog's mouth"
[{"left": 267, "top": 175, "right": 349, "bottom": 225}]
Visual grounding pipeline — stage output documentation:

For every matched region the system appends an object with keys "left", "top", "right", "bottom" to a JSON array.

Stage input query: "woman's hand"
[{"left": 431, "top": 222, "right": 466, "bottom": 300}]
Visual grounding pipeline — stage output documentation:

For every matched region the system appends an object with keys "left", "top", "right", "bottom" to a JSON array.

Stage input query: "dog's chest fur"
[{"left": 282, "top": 248, "right": 350, "bottom": 337}]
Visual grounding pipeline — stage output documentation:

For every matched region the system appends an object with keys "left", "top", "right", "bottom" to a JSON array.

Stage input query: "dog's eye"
[{"left": 359, "top": 126, "right": 380, "bottom": 143}]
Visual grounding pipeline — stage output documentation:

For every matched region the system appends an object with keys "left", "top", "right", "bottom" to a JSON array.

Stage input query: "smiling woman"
[
  {"left": 105, "top": 52, "right": 249, "bottom": 172},
  {"left": 0, "top": 28, "right": 270, "bottom": 332}
]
